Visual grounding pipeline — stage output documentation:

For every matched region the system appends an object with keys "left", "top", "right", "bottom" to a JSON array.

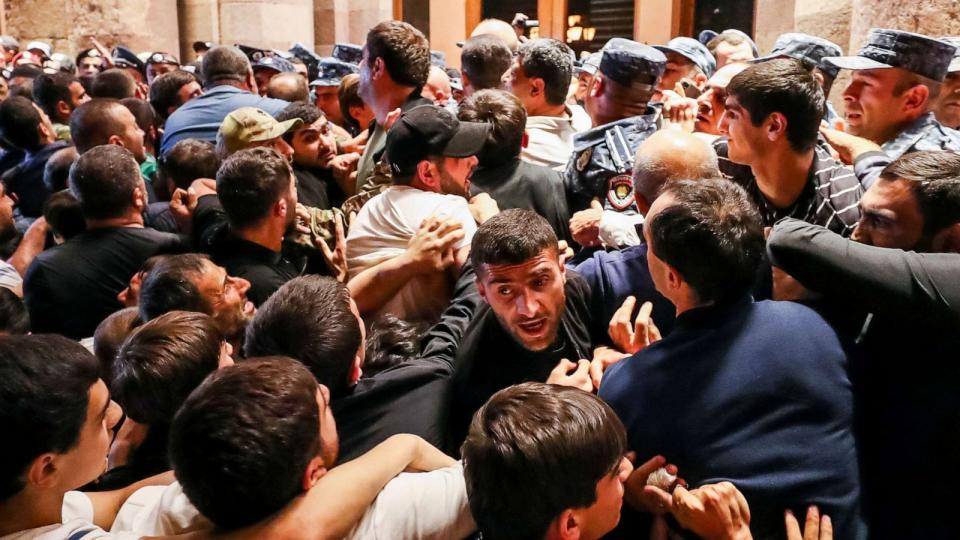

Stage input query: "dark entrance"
[{"left": 693, "top": 0, "right": 755, "bottom": 39}]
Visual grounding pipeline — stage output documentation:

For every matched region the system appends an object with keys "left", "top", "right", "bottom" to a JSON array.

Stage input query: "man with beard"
[
  {"left": 195, "top": 147, "right": 335, "bottom": 306},
  {"left": 346, "top": 104, "right": 489, "bottom": 323},
  {"left": 276, "top": 101, "right": 348, "bottom": 208},
  {"left": 448, "top": 208, "right": 595, "bottom": 449}
]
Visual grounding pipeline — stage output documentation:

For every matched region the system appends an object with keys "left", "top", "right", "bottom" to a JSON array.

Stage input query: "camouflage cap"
[
  {"left": 754, "top": 32, "right": 843, "bottom": 79},
  {"left": 252, "top": 54, "right": 296, "bottom": 74},
  {"left": 598, "top": 38, "right": 666, "bottom": 91},
  {"left": 332, "top": 43, "right": 363, "bottom": 65},
  {"left": 574, "top": 52, "right": 602, "bottom": 76},
  {"left": 941, "top": 37, "right": 960, "bottom": 73},
  {"left": 825, "top": 28, "right": 957, "bottom": 82},
  {"left": 217, "top": 107, "right": 302, "bottom": 155},
  {"left": 309, "top": 57, "right": 359, "bottom": 87},
  {"left": 430, "top": 50, "right": 447, "bottom": 68},
  {"left": 654, "top": 36, "right": 716, "bottom": 77}
]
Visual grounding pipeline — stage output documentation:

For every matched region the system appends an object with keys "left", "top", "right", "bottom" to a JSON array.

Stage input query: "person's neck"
[
  {"left": 590, "top": 109, "right": 622, "bottom": 127},
  {"left": 407, "top": 176, "right": 440, "bottom": 194},
  {"left": 527, "top": 101, "right": 567, "bottom": 118},
  {"left": 85, "top": 211, "right": 144, "bottom": 230},
  {"left": 751, "top": 146, "right": 814, "bottom": 209},
  {"left": 373, "top": 85, "right": 416, "bottom": 124},
  {"left": 674, "top": 297, "right": 711, "bottom": 318},
  {"left": 234, "top": 222, "right": 284, "bottom": 252},
  {"left": 0, "top": 491, "right": 64, "bottom": 536},
  {"left": 208, "top": 79, "right": 247, "bottom": 92}
]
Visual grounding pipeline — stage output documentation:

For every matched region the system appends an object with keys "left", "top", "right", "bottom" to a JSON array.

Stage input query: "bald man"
[
  {"left": 266, "top": 72, "right": 308, "bottom": 102},
  {"left": 421, "top": 66, "right": 453, "bottom": 109},
  {"left": 470, "top": 19, "right": 520, "bottom": 52},
  {"left": 569, "top": 129, "right": 720, "bottom": 248}
]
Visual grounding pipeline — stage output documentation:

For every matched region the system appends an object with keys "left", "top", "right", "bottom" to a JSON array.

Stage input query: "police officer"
[
  {"left": 565, "top": 38, "right": 666, "bottom": 215},
  {"left": 824, "top": 28, "right": 960, "bottom": 187},
  {"left": 76, "top": 48, "right": 104, "bottom": 77},
  {"left": 754, "top": 32, "right": 844, "bottom": 123},
  {"left": 145, "top": 52, "right": 180, "bottom": 84},
  {"left": 310, "top": 58, "right": 358, "bottom": 129},
  {"left": 111, "top": 45, "right": 146, "bottom": 84},
  {"left": 332, "top": 43, "right": 363, "bottom": 66},
  {"left": 251, "top": 54, "right": 296, "bottom": 97},
  {"left": 934, "top": 36, "right": 960, "bottom": 129}
]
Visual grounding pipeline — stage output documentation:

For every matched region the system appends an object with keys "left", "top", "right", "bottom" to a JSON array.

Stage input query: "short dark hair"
[
  {"left": 120, "top": 97, "right": 157, "bottom": 135},
  {"left": 43, "top": 146, "right": 78, "bottom": 192},
  {"left": 43, "top": 189, "right": 86, "bottom": 241},
  {"left": 338, "top": 73, "right": 363, "bottom": 132},
  {"left": 138, "top": 254, "right": 212, "bottom": 322},
  {"left": 648, "top": 178, "right": 764, "bottom": 304},
  {"left": 113, "top": 311, "right": 224, "bottom": 426},
  {"left": 244, "top": 276, "right": 360, "bottom": 395},
  {"left": 458, "top": 89, "right": 526, "bottom": 166},
  {"left": 201, "top": 46, "right": 251, "bottom": 86},
  {"left": 70, "top": 98, "right": 129, "bottom": 154},
  {"left": 0, "top": 335, "right": 100, "bottom": 501},
  {"left": 0, "top": 96, "right": 43, "bottom": 151},
  {"left": 363, "top": 314, "right": 427, "bottom": 376},
  {"left": 471, "top": 208, "right": 558, "bottom": 274},
  {"left": 32, "top": 71, "right": 77, "bottom": 119},
  {"left": 93, "top": 306, "right": 142, "bottom": 387},
  {"left": 726, "top": 58, "right": 824, "bottom": 152},
  {"left": 706, "top": 30, "right": 759, "bottom": 58},
  {"left": 169, "top": 357, "right": 321, "bottom": 529},
  {"left": 277, "top": 101, "right": 323, "bottom": 143},
  {"left": 215, "top": 147, "right": 293, "bottom": 229},
  {"left": 462, "top": 382, "right": 627, "bottom": 540},
  {"left": 159, "top": 139, "right": 220, "bottom": 191},
  {"left": 267, "top": 72, "right": 309, "bottom": 102},
  {"left": 68, "top": 144, "right": 142, "bottom": 220},
  {"left": 880, "top": 151, "right": 960, "bottom": 237},
  {"left": 149, "top": 70, "right": 199, "bottom": 121},
  {"left": 461, "top": 34, "right": 512, "bottom": 92},
  {"left": 365, "top": 20, "right": 430, "bottom": 89},
  {"left": 91, "top": 68, "right": 136, "bottom": 99},
  {"left": 0, "top": 287, "right": 29, "bottom": 335},
  {"left": 516, "top": 39, "right": 574, "bottom": 106}
]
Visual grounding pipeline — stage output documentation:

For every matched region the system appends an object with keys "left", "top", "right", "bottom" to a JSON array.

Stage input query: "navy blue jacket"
[{"left": 599, "top": 296, "right": 865, "bottom": 540}]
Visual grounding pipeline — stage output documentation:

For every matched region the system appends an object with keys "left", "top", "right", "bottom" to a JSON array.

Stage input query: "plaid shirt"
[{"left": 715, "top": 139, "right": 863, "bottom": 237}]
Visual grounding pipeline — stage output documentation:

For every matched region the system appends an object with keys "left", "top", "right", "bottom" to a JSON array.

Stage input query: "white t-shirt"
[
  {"left": 0, "top": 492, "right": 135, "bottom": 540},
  {"left": 522, "top": 105, "right": 592, "bottom": 172},
  {"left": 105, "top": 464, "right": 475, "bottom": 540},
  {"left": 346, "top": 185, "right": 476, "bottom": 322}
]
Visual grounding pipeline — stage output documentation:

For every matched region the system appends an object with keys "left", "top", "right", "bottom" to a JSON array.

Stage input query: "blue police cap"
[
  {"left": 237, "top": 44, "right": 270, "bottom": 63},
  {"left": 941, "top": 37, "right": 960, "bottom": 73},
  {"left": 309, "top": 58, "right": 359, "bottom": 87},
  {"left": 253, "top": 54, "right": 296, "bottom": 74},
  {"left": 654, "top": 36, "right": 716, "bottom": 77},
  {"left": 431, "top": 50, "right": 447, "bottom": 68},
  {"left": 333, "top": 43, "right": 363, "bottom": 65},
  {"left": 112, "top": 46, "right": 144, "bottom": 74},
  {"left": 598, "top": 38, "right": 666, "bottom": 91},
  {"left": 825, "top": 28, "right": 957, "bottom": 82},
  {"left": 754, "top": 33, "right": 843, "bottom": 79}
]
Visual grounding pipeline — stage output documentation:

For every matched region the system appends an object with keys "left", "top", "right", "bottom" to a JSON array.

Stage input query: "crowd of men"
[{"left": 0, "top": 14, "right": 957, "bottom": 540}]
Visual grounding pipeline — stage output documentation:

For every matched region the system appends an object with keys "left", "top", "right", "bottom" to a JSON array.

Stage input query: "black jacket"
[{"left": 448, "top": 272, "right": 594, "bottom": 451}]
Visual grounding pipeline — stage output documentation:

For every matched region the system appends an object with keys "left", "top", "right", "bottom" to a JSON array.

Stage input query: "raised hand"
[{"left": 608, "top": 296, "right": 662, "bottom": 354}]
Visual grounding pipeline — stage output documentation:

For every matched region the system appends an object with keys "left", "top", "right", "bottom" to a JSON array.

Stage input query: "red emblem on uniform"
[{"left": 607, "top": 174, "right": 635, "bottom": 211}]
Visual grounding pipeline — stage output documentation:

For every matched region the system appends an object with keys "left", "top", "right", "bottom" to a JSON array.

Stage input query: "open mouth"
[
  {"left": 517, "top": 318, "right": 547, "bottom": 336},
  {"left": 845, "top": 112, "right": 862, "bottom": 124}
]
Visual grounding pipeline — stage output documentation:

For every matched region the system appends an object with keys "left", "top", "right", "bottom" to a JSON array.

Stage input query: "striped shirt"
[{"left": 714, "top": 139, "right": 862, "bottom": 237}]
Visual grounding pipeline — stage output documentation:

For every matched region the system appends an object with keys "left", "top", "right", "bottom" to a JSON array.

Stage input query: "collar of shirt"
[
  {"left": 221, "top": 230, "right": 284, "bottom": 265},
  {"left": 882, "top": 112, "right": 938, "bottom": 157},
  {"left": 674, "top": 294, "right": 752, "bottom": 331}
]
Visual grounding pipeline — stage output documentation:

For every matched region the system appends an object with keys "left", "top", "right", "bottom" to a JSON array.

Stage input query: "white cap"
[{"left": 26, "top": 41, "right": 51, "bottom": 57}]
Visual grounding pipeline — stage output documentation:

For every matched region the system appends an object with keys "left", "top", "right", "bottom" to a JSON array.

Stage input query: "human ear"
[
  {"left": 27, "top": 453, "right": 60, "bottom": 490},
  {"left": 552, "top": 508, "right": 582, "bottom": 540},
  {"left": 904, "top": 84, "right": 930, "bottom": 113},
  {"left": 932, "top": 222, "right": 960, "bottom": 253},
  {"left": 766, "top": 112, "right": 786, "bottom": 142},
  {"left": 531, "top": 78, "right": 545, "bottom": 98},
  {"left": 302, "top": 455, "right": 327, "bottom": 490}
]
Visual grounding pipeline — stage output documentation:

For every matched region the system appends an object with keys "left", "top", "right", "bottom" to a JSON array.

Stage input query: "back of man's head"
[
  {"left": 138, "top": 253, "right": 212, "bottom": 322},
  {"left": 879, "top": 151, "right": 960, "bottom": 240},
  {"left": 365, "top": 20, "right": 430, "bottom": 89},
  {"left": 516, "top": 38, "right": 574, "bottom": 106},
  {"left": 461, "top": 34, "right": 512, "bottom": 93},
  {"left": 0, "top": 288, "right": 28, "bottom": 336},
  {"left": 216, "top": 147, "right": 292, "bottom": 230},
  {"left": 93, "top": 306, "right": 141, "bottom": 387},
  {"left": 470, "top": 19, "right": 520, "bottom": 52},
  {"left": 32, "top": 71, "right": 77, "bottom": 120},
  {"left": 70, "top": 98, "right": 127, "bottom": 154},
  {"left": 267, "top": 72, "right": 308, "bottom": 102},
  {"left": 244, "top": 275, "right": 361, "bottom": 395},
  {"left": 471, "top": 208, "right": 558, "bottom": 274},
  {"left": 201, "top": 46, "right": 251, "bottom": 87},
  {"left": 149, "top": 70, "right": 200, "bottom": 121},
  {"left": 647, "top": 178, "right": 764, "bottom": 305},
  {"left": 0, "top": 335, "right": 100, "bottom": 501},
  {"left": 726, "top": 58, "right": 825, "bottom": 153},
  {"left": 170, "top": 357, "right": 321, "bottom": 529},
  {"left": 0, "top": 95, "right": 44, "bottom": 151},
  {"left": 91, "top": 68, "right": 136, "bottom": 99},
  {"left": 633, "top": 130, "right": 720, "bottom": 206},
  {"left": 43, "top": 146, "right": 79, "bottom": 192},
  {"left": 160, "top": 138, "right": 219, "bottom": 191},
  {"left": 113, "top": 311, "right": 224, "bottom": 427},
  {"left": 68, "top": 144, "right": 142, "bottom": 220},
  {"left": 120, "top": 97, "right": 157, "bottom": 136},
  {"left": 462, "top": 382, "right": 628, "bottom": 540},
  {"left": 458, "top": 89, "right": 527, "bottom": 167}
]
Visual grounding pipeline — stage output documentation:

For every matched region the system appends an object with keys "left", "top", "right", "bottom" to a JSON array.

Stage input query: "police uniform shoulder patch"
[
  {"left": 607, "top": 174, "right": 635, "bottom": 211},
  {"left": 576, "top": 147, "right": 593, "bottom": 172}
]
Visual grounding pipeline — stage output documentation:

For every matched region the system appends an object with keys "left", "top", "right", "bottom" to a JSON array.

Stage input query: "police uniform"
[
  {"left": 754, "top": 32, "right": 844, "bottom": 124},
  {"left": 825, "top": 29, "right": 960, "bottom": 188},
  {"left": 565, "top": 38, "right": 666, "bottom": 214},
  {"left": 332, "top": 43, "right": 363, "bottom": 66}
]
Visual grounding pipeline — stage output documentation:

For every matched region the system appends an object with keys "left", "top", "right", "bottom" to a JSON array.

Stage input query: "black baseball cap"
[{"left": 386, "top": 105, "right": 490, "bottom": 177}]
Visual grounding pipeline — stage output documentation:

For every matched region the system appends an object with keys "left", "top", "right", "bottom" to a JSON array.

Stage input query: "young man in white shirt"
[{"left": 346, "top": 104, "right": 490, "bottom": 323}]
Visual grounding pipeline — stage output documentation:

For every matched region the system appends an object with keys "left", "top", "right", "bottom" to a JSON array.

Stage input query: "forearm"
[
  {"left": 347, "top": 253, "right": 422, "bottom": 314},
  {"left": 8, "top": 220, "right": 48, "bottom": 276},
  {"left": 84, "top": 470, "right": 176, "bottom": 529}
]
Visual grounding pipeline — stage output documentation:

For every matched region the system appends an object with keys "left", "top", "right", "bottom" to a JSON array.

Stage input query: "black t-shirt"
[
  {"left": 294, "top": 166, "right": 344, "bottom": 209},
  {"left": 24, "top": 226, "right": 188, "bottom": 339},
  {"left": 2, "top": 141, "right": 70, "bottom": 218}
]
